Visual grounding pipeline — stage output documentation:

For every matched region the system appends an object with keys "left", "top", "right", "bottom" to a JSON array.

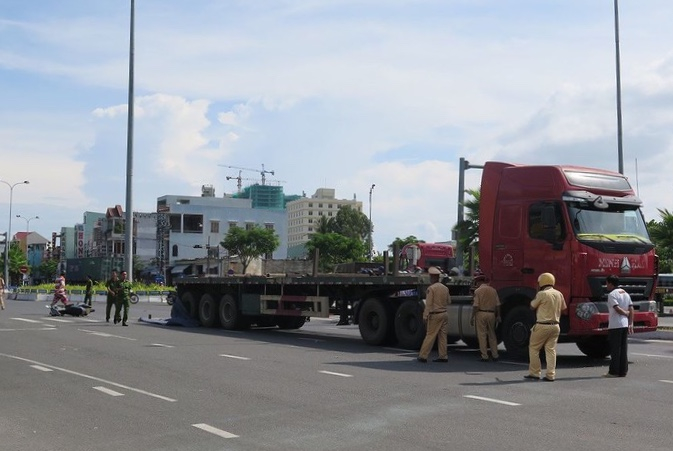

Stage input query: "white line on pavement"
[
  {"left": 219, "top": 354, "right": 250, "bottom": 360},
  {"left": 44, "top": 318, "right": 72, "bottom": 323},
  {"left": 93, "top": 386, "right": 125, "bottom": 397},
  {"left": 30, "top": 365, "right": 53, "bottom": 372},
  {"left": 192, "top": 423, "right": 239, "bottom": 439},
  {"left": 11, "top": 318, "right": 42, "bottom": 323},
  {"left": 631, "top": 338, "right": 673, "bottom": 344},
  {"left": 77, "top": 329, "right": 137, "bottom": 341},
  {"left": 464, "top": 395, "right": 521, "bottom": 406},
  {"left": 632, "top": 352, "right": 673, "bottom": 359},
  {"left": 79, "top": 318, "right": 103, "bottom": 323},
  {"left": 0, "top": 327, "right": 57, "bottom": 332},
  {"left": 150, "top": 343, "right": 174, "bottom": 348},
  {"left": 319, "top": 370, "right": 353, "bottom": 378},
  {"left": 0, "top": 352, "right": 176, "bottom": 402},
  {"left": 659, "top": 380, "right": 673, "bottom": 384}
]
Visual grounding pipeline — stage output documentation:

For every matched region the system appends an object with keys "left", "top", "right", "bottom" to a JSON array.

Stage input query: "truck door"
[
  {"left": 522, "top": 202, "right": 571, "bottom": 295},
  {"left": 491, "top": 203, "right": 524, "bottom": 284}
]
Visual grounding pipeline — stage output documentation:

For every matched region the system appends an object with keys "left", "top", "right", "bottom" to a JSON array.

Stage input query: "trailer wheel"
[
  {"left": 219, "top": 294, "right": 245, "bottom": 330},
  {"left": 394, "top": 300, "right": 426, "bottom": 349},
  {"left": 576, "top": 336, "right": 610, "bottom": 359},
  {"left": 199, "top": 294, "right": 220, "bottom": 328},
  {"left": 501, "top": 305, "right": 535, "bottom": 360},
  {"left": 358, "top": 298, "right": 390, "bottom": 345},
  {"left": 276, "top": 317, "right": 306, "bottom": 330},
  {"left": 180, "top": 292, "right": 199, "bottom": 319}
]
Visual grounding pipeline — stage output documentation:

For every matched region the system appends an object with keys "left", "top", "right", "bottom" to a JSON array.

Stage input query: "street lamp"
[
  {"left": 1, "top": 179, "right": 30, "bottom": 286},
  {"left": 16, "top": 215, "right": 39, "bottom": 232},
  {"left": 368, "top": 184, "right": 375, "bottom": 262}
]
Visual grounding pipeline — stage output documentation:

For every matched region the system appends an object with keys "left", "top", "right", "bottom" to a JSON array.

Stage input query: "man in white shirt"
[{"left": 604, "top": 275, "right": 633, "bottom": 378}]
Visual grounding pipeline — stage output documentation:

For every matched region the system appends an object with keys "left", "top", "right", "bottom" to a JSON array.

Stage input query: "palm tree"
[
  {"left": 648, "top": 209, "right": 673, "bottom": 273},
  {"left": 453, "top": 188, "right": 480, "bottom": 254}
]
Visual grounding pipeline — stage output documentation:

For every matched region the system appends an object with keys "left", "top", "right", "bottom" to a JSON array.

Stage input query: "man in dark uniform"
[
  {"left": 84, "top": 275, "right": 94, "bottom": 307},
  {"left": 525, "top": 272, "right": 567, "bottom": 381},
  {"left": 114, "top": 271, "right": 132, "bottom": 326},
  {"left": 105, "top": 270, "right": 119, "bottom": 323},
  {"left": 417, "top": 266, "right": 451, "bottom": 363},
  {"left": 471, "top": 275, "right": 501, "bottom": 361}
]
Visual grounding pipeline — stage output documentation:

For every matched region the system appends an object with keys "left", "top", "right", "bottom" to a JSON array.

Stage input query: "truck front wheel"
[
  {"left": 394, "top": 300, "right": 425, "bottom": 349},
  {"left": 199, "top": 294, "right": 219, "bottom": 328},
  {"left": 576, "top": 336, "right": 610, "bottom": 359},
  {"left": 501, "top": 305, "right": 535, "bottom": 360},
  {"left": 358, "top": 298, "right": 391, "bottom": 346}
]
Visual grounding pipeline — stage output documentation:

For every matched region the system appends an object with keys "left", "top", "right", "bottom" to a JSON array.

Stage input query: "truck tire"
[
  {"left": 219, "top": 294, "right": 245, "bottom": 330},
  {"left": 394, "top": 300, "right": 426, "bottom": 349},
  {"left": 501, "top": 305, "right": 535, "bottom": 360},
  {"left": 180, "top": 292, "right": 199, "bottom": 319},
  {"left": 358, "top": 298, "right": 390, "bottom": 346},
  {"left": 276, "top": 316, "right": 307, "bottom": 330},
  {"left": 199, "top": 294, "right": 219, "bottom": 328},
  {"left": 576, "top": 336, "right": 610, "bottom": 359}
]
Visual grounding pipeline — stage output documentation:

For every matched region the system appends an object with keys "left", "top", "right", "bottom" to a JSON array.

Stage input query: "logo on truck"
[{"left": 597, "top": 256, "right": 643, "bottom": 273}]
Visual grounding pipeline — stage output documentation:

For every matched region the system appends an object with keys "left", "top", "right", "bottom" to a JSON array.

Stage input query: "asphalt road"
[{"left": 1, "top": 299, "right": 672, "bottom": 451}]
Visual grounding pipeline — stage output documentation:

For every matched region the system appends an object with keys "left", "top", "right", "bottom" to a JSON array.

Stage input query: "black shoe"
[
  {"left": 524, "top": 375, "right": 540, "bottom": 380},
  {"left": 417, "top": 357, "right": 427, "bottom": 363},
  {"left": 543, "top": 377, "right": 555, "bottom": 382},
  {"left": 491, "top": 357, "right": 499, "bottom": 362},
  {"left": 479, "top": 358, "right": 490, "bottom": 362},
  {"left": 122, "top": 322, "right": 128, "bottom": 327},
  {"left": 433, "top": 358, "right": 448, "bottom": 362},
  {"left": 106, "top": 319, "right": 110, "bottom": 323}
]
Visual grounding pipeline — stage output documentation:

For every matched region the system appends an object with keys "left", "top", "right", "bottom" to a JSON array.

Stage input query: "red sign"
[{"left": 19, "top": 265, "right": 29, "bottom": 274}]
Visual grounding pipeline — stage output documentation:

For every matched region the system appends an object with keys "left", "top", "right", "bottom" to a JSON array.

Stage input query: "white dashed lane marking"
[
  {"left": 319, "top": 370, "right": 353, "bottom": 378},
  {"left": 150, "top": 343, "right": 174, "bottom": 348},
  {"left": 30, "top": 365, "right": 53, "bottom": 372},
  {"left": 93, "top": 386, "right": 125, "bottom": 397},
  {"left": 10, "top": 318, "right": 42, "bottom": 323},
  {"left": 192, "top": 423, "right": 239, "bottom": 439},
  {"left": 660, "top": 380, "right": 673, "bottom": 384},
  {"left": 464, "top": 395, "right": 521, "bottom": 406},
  {"left": 78, "top": 329, "right": 137, "bottom": 341},
  {"left": 44, "top": 318, "right": 73, "bottom": 323},
  {"left": 219, "top": 354, "right": 250, "bottom": 360},
  {"left": 632, "top": 353, "right": 673, "bottom": 359}
]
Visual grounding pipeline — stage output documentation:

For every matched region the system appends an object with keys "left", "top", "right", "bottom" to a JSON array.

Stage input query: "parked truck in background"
[
  {"left": 398, "top": 242, "right": 457, "bottom": 274},
  {"left": 174, "top": 161, "right": 658, "bottom": 358}
]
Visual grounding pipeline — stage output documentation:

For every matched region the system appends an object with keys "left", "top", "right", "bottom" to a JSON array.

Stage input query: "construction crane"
[
  {"left": 219, "top": 164, "right": 275, "bottom": 185},
  {"left": 226, "top": 172, "right": 286, "bottom": 193}
]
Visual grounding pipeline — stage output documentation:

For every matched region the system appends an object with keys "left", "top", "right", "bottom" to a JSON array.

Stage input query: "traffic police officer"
[
  {"left": 470, "top": 275, "right": 501, "bottom": 361},
  {"left": 105, "top": 270, "right": 119, "bottom": 323},
  {"left": 115, "top": 271, "right": 132, "bottom": 326},
  {"left": 525, "top": 272, "right": 567, "bottom": 381},
  {"left": 417, "top": 266, "right": 451, "bottom": 363}
]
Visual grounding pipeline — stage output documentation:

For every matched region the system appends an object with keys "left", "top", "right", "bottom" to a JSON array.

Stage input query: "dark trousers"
[
  {"left": 608, "top": 327, "right": 629, "bottom": 376},
  {"left": 106, "top": 297, "right": 116, "bottom": 321},
  {"left": 84, "top": 292, "right": 93, "bottom": 307}
]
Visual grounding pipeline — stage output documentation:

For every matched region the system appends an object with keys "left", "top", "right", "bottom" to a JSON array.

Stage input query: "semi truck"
[{"left": 174, "top": 161, "right": 659, "bottom": 358}]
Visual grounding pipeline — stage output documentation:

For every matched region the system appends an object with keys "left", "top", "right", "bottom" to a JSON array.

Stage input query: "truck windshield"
[{"left": 567, "top": 203, "right": 651, "bottom": 243}]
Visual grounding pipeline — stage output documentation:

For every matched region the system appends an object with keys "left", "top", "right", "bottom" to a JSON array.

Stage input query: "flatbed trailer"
[{"left": 175, "top": 272, "right": 474, "bottom": 349}]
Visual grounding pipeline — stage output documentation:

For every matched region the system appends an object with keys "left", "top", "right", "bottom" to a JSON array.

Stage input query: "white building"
[
  {"left": 286, "top": 188, "right": 362, "bottom": 259},
  {"left": 157, "top": 187, "right": 288, "bottom": 275}
]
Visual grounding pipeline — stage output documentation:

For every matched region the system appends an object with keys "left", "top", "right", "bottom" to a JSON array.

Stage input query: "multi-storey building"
[{"left": 286, "top": 188, "right": 362, "bottom": 259}]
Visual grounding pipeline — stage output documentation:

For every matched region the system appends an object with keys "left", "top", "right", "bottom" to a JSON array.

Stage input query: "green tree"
[
  {"left": 306, "top": 232, "right": 366, "bottom": 272},
  {"left": 221, "top": 225, "right": 280, "bottom": 273},
  {"left": 452, "top": 188, "right": 480, "bottom": 260},
  {"left": 388, "top": 235, "right": 425, "bottom": 253},
  {"left": 1, "top": 242, "right": 29, "bottom": 285},
  {"left": 36, "top": 259, "right": 59, "bottom": 282},
  {"left": 648, "top": 209, "right": 673, "bottom": 273},
  {"left": 328, "top": 205, "right": 371, "bottom": 241}
]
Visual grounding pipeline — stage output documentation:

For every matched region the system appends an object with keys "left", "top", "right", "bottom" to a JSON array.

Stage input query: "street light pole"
[
  {"left": 368, "top": 184, "right": 375, "bottom": 262},
  {"left": 16, "top": 215, "right": 39, "bottom": 233},
  {"left": 1, "top": 180, "right": 30, "bottom": 286},
  {"left": 614, "top": 0, "right": 624, "bottom": 174}
]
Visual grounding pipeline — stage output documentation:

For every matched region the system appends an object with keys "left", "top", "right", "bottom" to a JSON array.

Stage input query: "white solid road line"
[
  {"left": 93, "top": 386, "right": 125, "bottom": 397},
  {"left": 30, "top": 365, "right": 53, "bottom": 372},
  {"left": 0, "top": 352, "right": 176, "bottom": 402},
  {"left": 10, "top": 318, "right": 42, "bottom": 323},
  {"left": 659, "top": 380, "right": 673, "bottom": 384},
  {"left": 0, "top": 327, "right": 57, "bottom": 332},
  {"left": 150, "top": 343, "right": 174, "bottom": 348},
  {"left": 464, "top": 395, "right": 521, "bottom": 406},
  {"left": 319, "top": 370, "right": 353, "bottom": 378},
  {"left": 192, "top": 423, "right": 239, "bottom": 439},
  {"left": 78, "top": 329, "right": 137, "bottom": 341},
  {"left": 632, "top": 352, "right": 673, "bottom": 359},
  {"left": 44, "top": 318, "right": 73, "bottom": 323},
  {"left": 219, "top": 354, "right": 251, "bottom": 360}
]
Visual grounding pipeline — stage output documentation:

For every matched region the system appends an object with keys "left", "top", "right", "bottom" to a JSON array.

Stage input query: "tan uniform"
[
  {"left": 418, "top": 282, "right": 451, "bottom": 360},
  {"left": 528, "top": 287, "right": 567, "bottom": 380},
  {"left": 473, "top": 283, "right": 500, "bottom": 360}
]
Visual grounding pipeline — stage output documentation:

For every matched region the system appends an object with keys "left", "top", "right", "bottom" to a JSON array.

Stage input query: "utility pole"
[
  {"left": 368, "top": 184, "right": 375, "bottom": 261},
  {"left": 614, "top": 0, "right": 624, "bottom": 174},
  {"left": 124, "top": 0, "right": 135, "bottom": 280},
  {"left": 455, "top": 157, "right": 483, "bottom": 271}
]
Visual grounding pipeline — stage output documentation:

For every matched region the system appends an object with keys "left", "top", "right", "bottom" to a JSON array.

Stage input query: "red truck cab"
[
  {"left": 479, "top": 162, "right": 658, "bottom": 358},
  {"left": 399, "top": 242, "right": 456, "bottom": 274}
]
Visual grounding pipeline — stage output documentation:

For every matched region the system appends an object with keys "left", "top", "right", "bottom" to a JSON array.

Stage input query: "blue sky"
[{"left": 1, "top": 0, "right": 673, "bottom": 253}]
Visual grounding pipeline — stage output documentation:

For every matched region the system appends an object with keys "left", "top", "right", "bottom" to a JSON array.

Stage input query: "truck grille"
[{"left": 587, "top": 277, "right": 653, "bottom": 302}]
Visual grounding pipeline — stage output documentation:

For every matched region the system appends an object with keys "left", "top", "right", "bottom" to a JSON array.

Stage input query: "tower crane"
[
  {"left": 218, "top": 164, "right": 275, "bottom": 185},
  {"left": 225, "top": 171, "right": 262, "bottom": 193}
]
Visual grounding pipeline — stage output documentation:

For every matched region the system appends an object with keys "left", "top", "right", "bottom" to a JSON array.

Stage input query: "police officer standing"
[
  {"left": 470, "top": 275, "right": 501, "bottom": 361},
  {"left": 84, "top": 274, "right": 94, "bottom": 307},
  {"left": 105, "top": 270, "right": 119, "bottom": 323},
  {"left": 114, "top": 270, "right": 132, "bottom": 326},
  {"left": 525, "top": 272, "right": 567, "bottom": 381},
  {"left": 417, "top": 267, "right": 451, "bottom": 363}
]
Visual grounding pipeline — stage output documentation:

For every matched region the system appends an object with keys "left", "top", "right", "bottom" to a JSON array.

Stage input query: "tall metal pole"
[
  {"left": 16, "top": 215, "right": 39, "bottom": 233},
  {"left": 368, "top": 184, "right": 375, "bottom": 261},
  {"left": 455, "top": 158, "right": 483, "bottom": 272},
  {"left": 124, "top": 0, "right": 135, "bottom": 280},
  {"left": 2, "top": 180, "right": 29, "bottom": 286},
  {"left": 614, "top": 0, "right": 624, "bottom": 174}
]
